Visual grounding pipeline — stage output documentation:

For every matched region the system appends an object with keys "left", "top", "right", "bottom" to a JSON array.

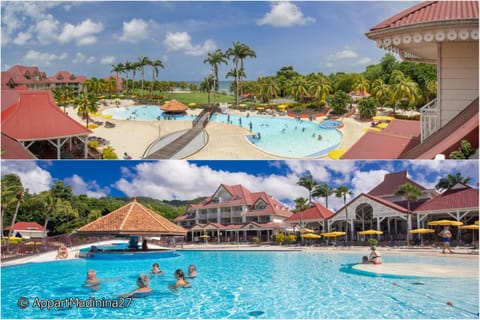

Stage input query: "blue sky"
[
  {"left": 1, "top": 1, "right": 416, "bottom": 81},
  {"left": 2, "top": 160, "right": 478, "bottom": 211}
]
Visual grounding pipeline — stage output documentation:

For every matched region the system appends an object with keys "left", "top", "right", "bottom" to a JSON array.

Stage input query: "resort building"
[
  {"left": 344, "top": 0, "right": 479, "bottom": 159},
  {"left": 1, "top": 65, "right": 87, "bottom": 94},
  {"left": 1, "top": 89, "right": 92, "bottom": 159},
  {"left": 175, "top": 184, "right": 293, "bottom": 242},
  {"left": 3, "top": 222, "right": 48, "bottom": 239},
  {"left": 283, "top": 202, "right": 334, "bottom": 233},
  {"left": 327, "top": 171, "right": 478, "bottom": 243}
]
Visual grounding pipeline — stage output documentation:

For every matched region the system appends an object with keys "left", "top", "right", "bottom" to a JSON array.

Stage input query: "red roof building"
[
  {"left": 363, "top": 1, "right": 479, "bottom": 159},
  {"left": 176, "top": 184, "right": 293, "bottom": 242},
  {"left": 1, "top": 90, "right": 91, "bottom": 159},
  {"left": 4, "top": 222, "right": 48, "bottom": 238}
]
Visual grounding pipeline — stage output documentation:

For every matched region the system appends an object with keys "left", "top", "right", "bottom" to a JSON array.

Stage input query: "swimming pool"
[
  {"left": 103, "top": 106, "right": 342, "bottom": 158},
  {"left": 2, "top": 250, "right": 478, "bottom": 319}
]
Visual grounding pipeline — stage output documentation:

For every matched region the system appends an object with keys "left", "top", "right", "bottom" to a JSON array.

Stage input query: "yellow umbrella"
[
  {"left": 302, "top": 233, "right": 321, "bottom": 239},
  {"left": 409, "top": 228, "right": 435, "bottom": 246},
  {"left": 358, "top": 229, "right": 383, "bottom": 235},
  {"left": 372, "top": 115, "right": 394, "bottom": 121},
  {"left": 376, "top": 123, "right": 388, "bottom": 129},
  {"left": 363, "top": 127, "right": 382, "bottom": 132},
  {"left": 428, "top": 220, "right": 463, "bottom": 226},
  {"left": 321, "top": 231, "right": 346, "bottom": 238},
  {"left": 328, "top": 149, "right": 346, "bottom": 160}
]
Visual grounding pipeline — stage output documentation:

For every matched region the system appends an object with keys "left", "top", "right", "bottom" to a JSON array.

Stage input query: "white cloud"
[
  {"left": 116, "top": 18, "right": 151, "bottom": 43},
  {"left": 257, "top": 2, "right": 315, "bottom": 27},
  {"left": 72, "top": 52, "right": 96, "bottom": 64},
  {"left": 1, "top": 161, "right": 52, "bottom": 194},
  {"left": 100, "top": 56, "right": 115, "bottom": 64},
  {"left": 163, "top": 32, "right": 216, "bottom": 56},
  {"left": 13, "top": 31, "right": 32, "bottom": 45},
  {"left": 63, "top": 174, "right": 109, "bottom": 198},
  {"left": 356, "top": 57, "right": 372, "bottom": 65},
  {"left": 114, "top": 161, "right": 304, "bottom": 205},
  {"left": 23, "top": 50, "right": 68, "bottom": 66},
  {"left": 58, "top": 19, "right": 103, "bottom": 45},
  {"left": 334, "top": 49, "right": 358, "bottom": 60}
]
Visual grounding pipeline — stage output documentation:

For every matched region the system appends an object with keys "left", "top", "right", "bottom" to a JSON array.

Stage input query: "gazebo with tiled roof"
[{"left": 77, "top": 198, "right": 187, "bottom": 236}]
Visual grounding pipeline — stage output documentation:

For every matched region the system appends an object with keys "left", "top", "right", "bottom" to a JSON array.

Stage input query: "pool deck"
[
  {"left": 67, "top": 101, "right": 371, "bottom": 160},
  {"left": 3, "top": 242, "right": 478, "bottom": 279}
]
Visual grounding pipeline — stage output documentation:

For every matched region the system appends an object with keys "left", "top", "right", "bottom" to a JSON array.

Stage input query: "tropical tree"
[
  {"left": 357, "top": 96, "right": 377, "bottom": 118},
  {"left": 200, "top": 75, "right": 214, "bottom": 107},
  {"left": 334, "top": 185, "right": 353, "bottom": 243},
  {"left": 137, "top": 56, "right": 151, "bottom": 98},
  {"left": 395, "top": 183, "right": 422, "bottom": 246},
  {"left": 74, "top": 92, "right": 98, "bottom": 127},
  {"left": 313, "top": 183, "right": 334, "bottom": 208},
  {"left": 293, "top": 197, "right": 309, "bottom": 213},
  {"left": 204, "top": 49, "right": 228, "bottom": 106},
  {"left": 297, "top": 173, "right": 318, "bottom": 205},
  {"left": 226, "top": 41, "right": 256, "bottom": 108},
  {"left": 435, "top": 172, "right": 472, "bottom": 191},
  {"left": 370, "top": 78, "right": 391, "bottom": 110},
  {"left": 150, "top": 59, "right": 164, "bottom": 98}
]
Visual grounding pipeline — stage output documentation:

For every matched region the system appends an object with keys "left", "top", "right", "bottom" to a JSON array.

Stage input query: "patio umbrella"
[
  {"left": 302, "top": 233, "right": 321, "bottom": 239},
  {"left": 428, "top": 220, "right": 463, "bottom": 226},
  {"left": 409, "top": 228, "right": 435, "bottom": 246}
]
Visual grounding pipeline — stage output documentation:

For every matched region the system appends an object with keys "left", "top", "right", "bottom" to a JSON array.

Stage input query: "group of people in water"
[{"left": 84, "top": 263, "right": 197, "bottom": 297}]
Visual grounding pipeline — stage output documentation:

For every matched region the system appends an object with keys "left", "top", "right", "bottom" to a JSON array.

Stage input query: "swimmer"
[
  {"left": 151, "top": 263, "right": 165, "bottom": 275},
  {"left": 168, "top": 269, "right": 191, "bottom": 292},
  {"left": 187, "top": 265, "right": 197, "bottom": 278}
]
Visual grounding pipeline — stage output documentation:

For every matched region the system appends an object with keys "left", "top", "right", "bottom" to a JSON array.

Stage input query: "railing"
[{"left": 419, "top": 98, "right": 439, "bottom": 143}]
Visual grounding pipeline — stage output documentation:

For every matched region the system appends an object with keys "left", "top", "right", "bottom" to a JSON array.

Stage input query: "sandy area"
[{"left": 66, "top": 100, "right": 371, "bottom": 160}]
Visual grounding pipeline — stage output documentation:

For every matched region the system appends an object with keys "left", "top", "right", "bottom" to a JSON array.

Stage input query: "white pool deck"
[{"left": 2, "top": 242, "right": 478, "bottom": 279}]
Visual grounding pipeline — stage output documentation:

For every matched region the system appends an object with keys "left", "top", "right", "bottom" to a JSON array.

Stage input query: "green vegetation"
[{"left": 1, "top": 175, "right": 195, "bottom": 237}]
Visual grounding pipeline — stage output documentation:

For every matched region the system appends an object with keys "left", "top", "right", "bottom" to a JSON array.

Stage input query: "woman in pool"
[
  {"left": 120, "top": 274, "right": 152, "bottom": 298},
  {"left": 187, "top": 264, "right": 197, "bottom": 278},
  {"left": 168, "top": 269, "right": 191, "bottom": 292},
  {"left": 150, "top": 263, "right": 164, "bottom": 275}
]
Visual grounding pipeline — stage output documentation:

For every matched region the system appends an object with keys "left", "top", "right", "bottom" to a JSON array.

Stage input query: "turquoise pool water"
[
  {"left": 103, "top": 106, "right": 342, "bottom": 158},
  {"left": 2, "top": 251, "right": 478, "bottom": 319}
]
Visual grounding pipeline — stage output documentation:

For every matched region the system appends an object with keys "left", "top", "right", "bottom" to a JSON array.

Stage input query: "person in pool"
[
  {"left": 187, "top": 264, "right": 197, "bottom": 278},
  {"left": 85, "top": 269, "right": 100, "bottom": 290},
  {"left": 168, "top": 269, "right": 191, "bottom": 292},
  {"left": 151, "top": 263, "right": 164, "bottom": 275},
  {"left": 121, "top": 274, "right": 152, "bottom": 298}
]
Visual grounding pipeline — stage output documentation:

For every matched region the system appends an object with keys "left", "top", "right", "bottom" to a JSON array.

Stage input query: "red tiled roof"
[
  {"left": 78, "top": 199, "right": 186, "bottom": 236},
  {"left": 416, "top": 184, "right": 479, "bottom": 212},
  {"left": 371, "top": 1, "right": 479, "bottom": 31},
  {"left": 1, "top": 132, "right": 36, "bottom": 159},
  {"left": 4, "top": 221, "right": 46, "bottom": 231},
  {"left": 284, "top": 202, "right": 334, "bottom": 222},
  {"left": 369, "top": 171, "right": 426, "bottom": 196},
  {"left": 1, "top": 90, "right": 91, "bottom": 140}
]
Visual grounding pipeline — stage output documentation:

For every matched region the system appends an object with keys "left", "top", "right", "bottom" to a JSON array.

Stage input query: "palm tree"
[
  {"left": 389, "top": 70, "right": 421, "bottom": 112},
  {"left": 137, "top": 56, "right": 151, "bottom": 98},
  {"left": 313, "top": 183, "right": 334, "bottom": 208},
  {"left": 200, "top": 75, "right": 214, "bottom": 107},
  {"left": 204, "top": 49, "right": 228, "bottom": 106},
  {"left": 395, "top": 183, "right": 422, "bottom": 246},
  {"left": 226, "top": 41, "right": 256, "bottom": 108},
  {"left": 435, "top": 172, "right": 472, "bottom": 191},
  {"left": 294, "top": 197, "right": 310, "bottom": 213},
  {"left": 334, "top": 185, "right": 353, "bottom": 243},
  {"left": 370, "top": 78, "right": 390, "bottom": 110},
  {"left": 150, "top": 59, "right": 164, "bottom": 99}
]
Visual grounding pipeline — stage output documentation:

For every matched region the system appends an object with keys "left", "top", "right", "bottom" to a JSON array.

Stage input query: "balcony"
[{"left": 419, "top": 98, "right": 439, "bottom": 143}]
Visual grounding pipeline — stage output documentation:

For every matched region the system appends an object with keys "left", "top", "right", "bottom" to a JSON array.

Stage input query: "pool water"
[
  {"left": 103, "top": 106, "right": 342, "bottom": 158},
  {"left": 2, "top": 251, "right": 478, "bottom": 319}
]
